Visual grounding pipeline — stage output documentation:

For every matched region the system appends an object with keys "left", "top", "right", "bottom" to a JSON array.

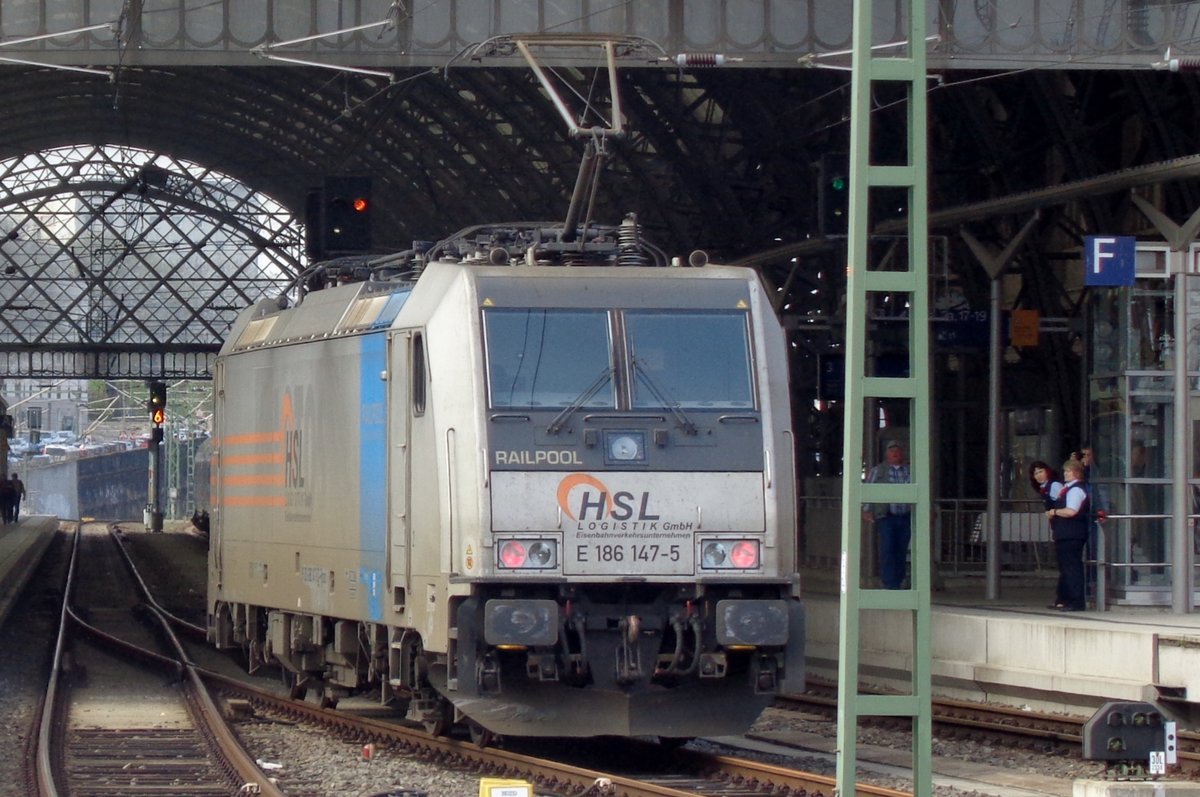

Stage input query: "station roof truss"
[{"left": 0, "top": 0, "right": 1198, "bottom": 397}]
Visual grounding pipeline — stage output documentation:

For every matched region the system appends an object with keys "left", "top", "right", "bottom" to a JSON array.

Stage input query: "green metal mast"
[{"left": 836, "top": 1, "right": 933, "bottom": 796}]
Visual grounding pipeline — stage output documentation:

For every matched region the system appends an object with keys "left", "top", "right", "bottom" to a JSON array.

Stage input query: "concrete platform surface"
[
  {"left": 0, "top": 515, "right": 59, "bottom": 627},
  {"left": 802, "top": 572, "right": 1200, "bottom": 717},
  {"left": 1074, "top": 781, "right": 1200, "bottom": 797}
]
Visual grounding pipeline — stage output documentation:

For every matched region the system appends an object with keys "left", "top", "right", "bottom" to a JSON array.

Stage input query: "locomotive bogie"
[{"left": 208, "top": 237, "right": 804, "bottom": 739}]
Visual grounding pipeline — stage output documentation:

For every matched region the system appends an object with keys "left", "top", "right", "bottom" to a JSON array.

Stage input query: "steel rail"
[
  {"left": 781, "top": 686, "right": 1200, "bottom": 769},
  {"left": 32, "top": 523, "right": 285, "bottom": 797},
  {"left": 207, "top": 669, "right": 911, "bottom": 797},
  {"left": 106, "top": 524, "right": 286, "bottom": 796},
  {"left": 33, "top": 523, "right": 79, "bottom": 797}
]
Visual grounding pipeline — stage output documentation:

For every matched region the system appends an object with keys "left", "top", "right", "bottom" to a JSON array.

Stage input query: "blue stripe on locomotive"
[{"left": 359, "top": 332, "right": 388, "bottom": 621}]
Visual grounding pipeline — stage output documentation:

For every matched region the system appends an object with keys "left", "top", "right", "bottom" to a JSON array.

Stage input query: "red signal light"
[{"left": 352, "top": 197, "right": 368, "bottom": 213}]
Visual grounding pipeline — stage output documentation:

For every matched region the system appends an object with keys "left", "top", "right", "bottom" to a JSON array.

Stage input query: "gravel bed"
[
  {"left": 740, "top": 705, "right": 1102, "bottom": 794},
  {"left": 235, "top": 712, "right": 488, "bottom": 797}
]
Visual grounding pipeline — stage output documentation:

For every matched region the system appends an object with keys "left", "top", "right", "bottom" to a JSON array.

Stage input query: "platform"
[
  {"left": 802, "top": 568, "right": 1200, "bottom": 719},
  {"left": 0, "top": 515, "right": 59, "bottom": 628}
]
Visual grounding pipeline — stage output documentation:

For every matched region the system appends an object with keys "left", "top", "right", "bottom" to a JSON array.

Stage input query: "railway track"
[
  {"left": 19, "top": 524, "right": 908, "bottom": 797},
  {"left": 24, "top": 523, "right": 1143, "bottom": 795},
  {"left": 32, "top": 523, "right": 283, "bottom": 797},
  {"left": 781, "top": 682, "right": 1200, "bottom": 771},
  {"left": 212, "top": 672, "right": 916, "bottom": 797}
]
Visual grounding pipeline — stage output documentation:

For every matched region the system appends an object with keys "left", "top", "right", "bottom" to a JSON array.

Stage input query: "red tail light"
[
  {"left": 499, "top": 540, "right": 527, "bottom": 568},
  {"left": 731, "top": 541, "right": 759, "bottom": 568}
]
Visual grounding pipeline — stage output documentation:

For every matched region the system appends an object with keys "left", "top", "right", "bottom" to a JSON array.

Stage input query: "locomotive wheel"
[
  {"left": 467, "top": 719, "right": 496, "bottom": 748},
  {"left": 422, "top": 699, "right": 453, "bottom": 737},
  {"left": 289, "top": 675, "right": 309, "bottom": 701},
  {"left": 291, "top": 675, "right": 339, "bottom": 709}
]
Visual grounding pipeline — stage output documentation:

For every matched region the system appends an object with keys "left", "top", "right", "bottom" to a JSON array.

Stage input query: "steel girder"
[{"left": 0, "top": 62, "right": 1197, "bottom": 463}]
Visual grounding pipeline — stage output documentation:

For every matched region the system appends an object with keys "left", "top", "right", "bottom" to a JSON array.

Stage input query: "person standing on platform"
[
  {"left": 1046, "top": 458, "right": 1089, "bottom": 611},
  {"left": 8, "top": 473, "right": 24, "bottom": 524},
  {"left": 0, "top": 476, "right": 11, "bottom": 524},
  {"left": 1029, "top": 461, "right": 1059, "bottom": 507},
  {"left": 1076, "top": 444, "right": 1109, "bottom": 595},
  {"left": 864, "top": 440, "right": 912, "bottom": 590}
]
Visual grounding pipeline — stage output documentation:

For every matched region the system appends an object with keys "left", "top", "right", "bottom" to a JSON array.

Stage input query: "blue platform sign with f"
[{"left": 1084, "top": 235, "right": 1136, "bottom": 286}]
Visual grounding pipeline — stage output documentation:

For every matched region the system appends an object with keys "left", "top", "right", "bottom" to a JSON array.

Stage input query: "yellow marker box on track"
[{"left": 478, "top": 779, "right": 532, "bottom": 797}]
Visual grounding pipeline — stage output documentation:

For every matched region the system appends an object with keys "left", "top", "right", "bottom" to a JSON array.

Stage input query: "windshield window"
[
  {"left": 484, "top": 309, "right": 614, "bottom": 408},
  {"left": 626, "top": 311, "right": 754, "bottom": 409}
]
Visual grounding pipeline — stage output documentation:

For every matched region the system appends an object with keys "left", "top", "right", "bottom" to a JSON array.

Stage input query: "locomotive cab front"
[{"left": 435, "top": 266, "right": 804, "bottom": 738}]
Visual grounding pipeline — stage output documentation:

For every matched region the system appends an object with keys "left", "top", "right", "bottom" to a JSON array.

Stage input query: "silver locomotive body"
[{"left": 207, "top": 224, "right": 804, "bottom": 738}]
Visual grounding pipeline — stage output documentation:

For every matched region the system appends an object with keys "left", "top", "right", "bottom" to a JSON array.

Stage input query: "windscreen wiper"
[
  {"left": 546, "top": 366, "right": 614, "bottom": 435},
  {"left": 632, "top": 359, "right": 698, "bottom": 436}
]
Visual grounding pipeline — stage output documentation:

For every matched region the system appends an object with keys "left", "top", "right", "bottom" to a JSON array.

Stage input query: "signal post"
[{"left": 145, "top": 380, "right": 165, "bottom": 532}]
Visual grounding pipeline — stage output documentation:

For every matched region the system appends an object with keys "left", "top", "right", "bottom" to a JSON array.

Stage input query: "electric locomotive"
[{"left": 206, "top": 218, "right": 804, "bottom": 740}]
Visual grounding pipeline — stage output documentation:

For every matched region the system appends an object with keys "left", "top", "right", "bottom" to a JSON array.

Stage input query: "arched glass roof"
[{"left": 0, "top": 144, "right": 301, "bottom": 378}]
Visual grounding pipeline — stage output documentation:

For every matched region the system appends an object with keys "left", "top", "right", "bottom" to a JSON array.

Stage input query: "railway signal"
[
  {"left": 145, "top": 380, "right": 166, "bottom": 533},
  {"left": 322, "top": 176, "right": 372, "bottom": 255},
  {"left": 818, "top": 153, "right": 848, "bottom": 234},
  {"left": 147, "top": 380, "right": 166, "bottom": 426}
]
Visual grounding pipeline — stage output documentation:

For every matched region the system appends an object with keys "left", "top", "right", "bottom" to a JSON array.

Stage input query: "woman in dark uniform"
[{"left": 1046, "top": 458, "right": 1088, "bottom": 611}]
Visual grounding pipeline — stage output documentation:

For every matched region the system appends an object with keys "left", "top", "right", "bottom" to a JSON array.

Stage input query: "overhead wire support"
[
  {"left": 445, "top": 33, "right": 660, "bottom": 241},
  {"left": 0, "top": 56, "right": 110, "bottom": 78},
  {"left": 0, "top": 22, "right": 116, "bottom": 78},
  {"left": 799, "top": 34, "right": 941, "bottom": 71},
  {"left": 450, "top": 33, "right": 656, "bottom": 141},
  {"left": 836, "top": 2, "right": 934, "bottom": 797},
  {"left": 517, "top": 37, "right": 624, "bottom": 139},
  {"left": 0, "top": 22, "right": 115, "bottom": 48},
  {"left": 250, "top": 9, "right": 407, "bottom": 80}
]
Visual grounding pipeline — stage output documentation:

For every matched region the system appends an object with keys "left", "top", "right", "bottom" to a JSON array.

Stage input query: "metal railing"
[
  {"left": 800, "top": 495, "right": 1055, "bottom": 574},
  {"left": 800, "top": 495, "right": 1199, "bottom": 606}
]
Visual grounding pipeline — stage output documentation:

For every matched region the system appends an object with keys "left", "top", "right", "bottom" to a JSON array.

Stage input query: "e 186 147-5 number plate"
[{"left": 564, "top": 526, "right": 695, "bottom": 575}]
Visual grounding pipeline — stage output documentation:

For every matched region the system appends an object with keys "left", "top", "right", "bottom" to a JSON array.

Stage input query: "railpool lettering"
[{"left": 495, "top": 449, "right": 583, "bottom": 465}]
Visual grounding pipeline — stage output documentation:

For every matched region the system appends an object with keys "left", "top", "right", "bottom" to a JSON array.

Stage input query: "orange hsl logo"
[
  {"left": 556, "top": 473, "right": 660, "bottom": 521},
  {"left": 282, "top": 392, "right": 304, "bottom": 489}
]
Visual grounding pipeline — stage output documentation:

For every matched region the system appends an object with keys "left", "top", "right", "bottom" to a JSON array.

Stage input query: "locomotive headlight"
[
  {"left": 605, "top": 431, "right": 645, "bottom": 462},
  {"left": 497, "top": 538, "right": 558, "bottom": 570},
  {"left": 701, "top": 541, "right": 728, "bottom": 568},
  {"left": 715, "top": 599, "right": 789, "bottom": 646},
  {"left": 527, "top": 540, "right": 556, "bottom": 567},
  {"left": 700, "top": 539, "right": 761, "bottom": 570},
  {"left": 484, "top": 599, "right": 559, "bottom": 646}
]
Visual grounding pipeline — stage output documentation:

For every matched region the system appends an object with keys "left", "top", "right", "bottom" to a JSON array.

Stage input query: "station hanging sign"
[
  {"left": 1084, "top": 235, "right": 1136, "bottom": 286},
  {"left": 933, "top": 307, "right": 989, "bottom": 348},
  {"left": 1010, "top": 308, "right": 1040, "bottom": 347}
]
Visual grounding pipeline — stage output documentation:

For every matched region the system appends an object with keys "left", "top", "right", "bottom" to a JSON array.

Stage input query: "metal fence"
[{"left": 800, "top": 495, "right": 1057, "bottom": 575}]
